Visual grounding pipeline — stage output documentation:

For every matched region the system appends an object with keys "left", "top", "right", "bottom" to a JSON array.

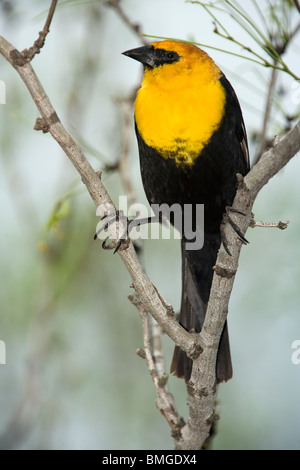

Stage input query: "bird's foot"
[
  {"left": 94, "top": 210, "right": 131, "bottom": 253},
  {"left": 221, "top": 206, "right": 249, "bottom": 256},
  {"left": 94, "top": 211, "right": 161, "bottom": 254}
]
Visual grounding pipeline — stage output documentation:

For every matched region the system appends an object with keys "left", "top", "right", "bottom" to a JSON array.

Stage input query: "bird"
[{"left": 122, "top": 40, "right": 249, "bottom": 383}]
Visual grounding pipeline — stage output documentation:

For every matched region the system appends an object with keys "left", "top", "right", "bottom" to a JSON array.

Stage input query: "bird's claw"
[
  {"left": 94, "top": 210, "right": 131, "bottom": 254},
  {"left": 221, "top": 206, "right": 249, "bottom": 255}
]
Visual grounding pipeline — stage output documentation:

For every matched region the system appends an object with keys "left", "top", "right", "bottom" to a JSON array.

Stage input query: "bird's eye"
[{"left": 166, "top": 52, "right": 176, "bottom": 60}]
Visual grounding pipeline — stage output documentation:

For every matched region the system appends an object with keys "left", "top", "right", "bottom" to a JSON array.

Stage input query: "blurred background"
[{"left": 0, "top": 0, "right": 300, "bottom": 450}]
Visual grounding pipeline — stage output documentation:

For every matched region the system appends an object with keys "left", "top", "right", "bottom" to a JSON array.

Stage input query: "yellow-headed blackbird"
[{"left": 123, "top": 40, "right": 249, "bottom": 383}]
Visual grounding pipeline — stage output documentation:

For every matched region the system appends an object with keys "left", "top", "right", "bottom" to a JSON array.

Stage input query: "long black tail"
[{"left": 170, "top": 233, "right": 232, "bottom": 383}]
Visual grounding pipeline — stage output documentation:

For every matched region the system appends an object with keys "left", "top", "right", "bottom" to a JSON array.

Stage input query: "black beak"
[{"left": 122, "top": 45, "right": 155, "bottom": 68}]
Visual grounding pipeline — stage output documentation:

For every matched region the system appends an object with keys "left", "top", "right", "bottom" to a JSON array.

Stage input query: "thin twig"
[
  {"left": 185, "top": 2, "right": 300, "bottom": 79},
  {"left": 21, "top": 0, "right": 58, "bottom": 62},
  {"left": 113, "top": 96, "right": 137, "bottom": 207},
  {"left": 293, "top": 0, "right": 300, "bottom": 14},
  {"left": 129, "top": 295, "right": 185, "bottom": 436},
  {"left": 107, "top": 0, "right": 148, "bottom": 45},
  {"left": 255, "top": 64, "right": 278, "bottom": 162},
  {"left": 250, "top": 219, "right": 289, "bottom": 230}
]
